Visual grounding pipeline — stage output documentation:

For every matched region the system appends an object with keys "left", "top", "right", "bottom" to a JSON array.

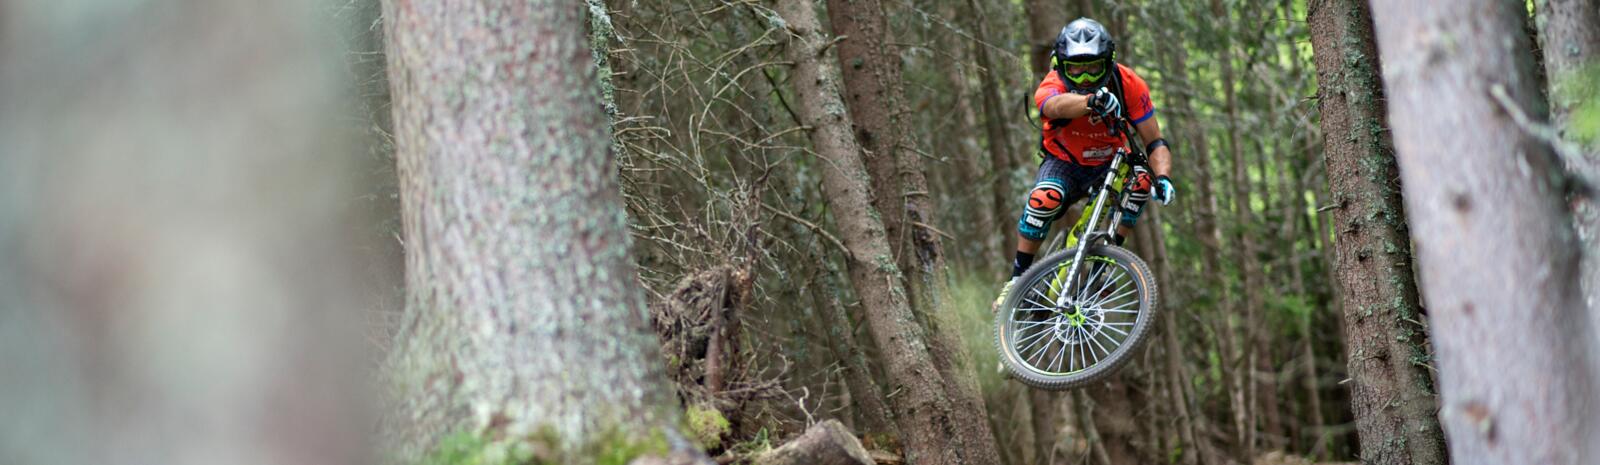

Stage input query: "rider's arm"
[
  {"left": 1041, "top": 92, "right": 1093, "bottom": 120},
  {"left": 1135, "top": 117, "right": 1172, "bottom": 178}
]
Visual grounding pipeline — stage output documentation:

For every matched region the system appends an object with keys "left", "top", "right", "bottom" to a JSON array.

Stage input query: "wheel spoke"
[
  {"left": 1084, "top": 278, "right": 1134, "bottom": 306},
  {"left": 1011, "top": 319, "right": 1061, "bottom": 328},
  {"left": 1048, "top": 337, "right": 1067, "bottom": 373},
  {"left": 1094, "top": 287, "right": 1138, "bottom": 308},
  {"left": 1026, "top": 335, "right": 1053, "bottom": 367},
  {"left": 1087, "top": 327, "right": 1117, "bottom": 359},
  {"left": 1081, "top": 326, "right": 1103, "bottom": 366},
  {"left": 1076, "top": 266, "right": 1122, "bottom": 302},
  {"left": 1016, "top": 327, "right": 1055, "bottom": 356},
  {"left": 1020, "top": 295, "right": 1057, "bottom": 310}
]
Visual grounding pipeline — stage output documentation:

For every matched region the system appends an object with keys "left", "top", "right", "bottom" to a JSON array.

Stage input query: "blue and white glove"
[
  {"left": 1153, "top": 175, "right": 1176, "bottom": 205},
  {"left": 1088, "top": 87, "right": 1121, "bottom": 118}
]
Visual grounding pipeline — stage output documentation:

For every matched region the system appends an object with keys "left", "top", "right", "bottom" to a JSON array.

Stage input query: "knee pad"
[
  {"left": 1019, "top": 179, "right": 1067, "bottom": 240},
  {"left": 1119, "top": 167, "right": 1153, "bottom": 227}
]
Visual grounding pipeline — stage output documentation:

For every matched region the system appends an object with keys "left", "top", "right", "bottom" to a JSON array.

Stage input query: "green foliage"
[
  {"left": 684, "top": 403, "right": 731, "bottom": 449},
  {"left": 724, "top": 427, "right": 775, "bottom": 457},
  {"left": 1562, "top": 63, "right": 1600, "bottom": 147},
  {"left": 419, "top": 426, "right": 670, "bottom": 465},
  {"left": 945, "top": 268, "right": 1007, "bottom": 394},
  {"left": 424, "top": 431, "right": 498, "bottom": 465}
]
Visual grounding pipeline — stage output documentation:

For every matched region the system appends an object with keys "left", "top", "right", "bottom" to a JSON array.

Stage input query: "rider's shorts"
[{"left": 1018, "top": 156, "right": 1111, "bottom": 240}]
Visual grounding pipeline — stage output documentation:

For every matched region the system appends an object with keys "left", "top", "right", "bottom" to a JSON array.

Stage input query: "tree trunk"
[
  {"left": 1028, "top": 390, "right": 1059, "bottom": 465},
  {"left": 1536, "top": 0, "right": 1600, "bottom": 128},
  {"left": 935, "top": 0, "right": 997, "bottom": 265},
  {"left": 380, "top": 0, "right": 684, "bottom": 459},
  {"left": 1137, "top": 210, "right": 1208, "bottom": 465},
  {"left": 824, "top": 3, "right": 1001, "bottom": 461},
  {"left": 1209, "top": 1, "right": 1259, "bottom": 459},
  {"left": 810, "top": 261, "right": 897, "bottom": 436},
  {"left": 1024, "top": 0, "right": 1065, "bottom": 81},
  {"left": 1370, "top": 1, "right": 1600, "bottom": 464},
  {"left": 1536, "top": 0, "right": 1600, "bottom": 377},
  {"left": 1307, "top": 2, "right": 1449, "bottom": 464},
  {"left": 969, "top": 0, "right": 1019, "bottom": 245},
  {"left": 0, "top": 2, "right": 366, "bottom": 464},
  {"left": 774, "top": 1, "right": 988, "bottom": 463}
]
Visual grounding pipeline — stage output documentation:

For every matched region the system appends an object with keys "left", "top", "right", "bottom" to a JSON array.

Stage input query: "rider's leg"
[
  {"left": 1016, "top": 177, "right": 1067, "bottom": 277},
  {"left": 1112, "top": 166, "right": 1154, "bottom": 245}
]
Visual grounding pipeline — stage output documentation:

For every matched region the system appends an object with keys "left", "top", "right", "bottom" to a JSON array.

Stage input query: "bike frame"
[{"left": 1044, "top": 117, "right": 1146, "bottom": 305}]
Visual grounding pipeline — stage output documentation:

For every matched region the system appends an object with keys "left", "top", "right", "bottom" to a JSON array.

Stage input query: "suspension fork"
[{"left": 1051, "top": 151, "right": 1125, "bottom": 307}]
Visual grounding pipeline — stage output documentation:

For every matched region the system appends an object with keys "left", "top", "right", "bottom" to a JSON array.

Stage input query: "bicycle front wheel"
[{"left": 993, "top": 244, "right": 1159, "bottom": 390}]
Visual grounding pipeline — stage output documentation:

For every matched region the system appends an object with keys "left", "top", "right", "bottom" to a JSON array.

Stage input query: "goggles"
[{"left": 1062, "top": 58, "right": 1107, "bottom": 86}]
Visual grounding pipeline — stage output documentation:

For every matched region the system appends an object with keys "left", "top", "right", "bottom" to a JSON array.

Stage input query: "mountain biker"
[{"left": 994, "top": 17, "right": 1177, "bottom": 309}]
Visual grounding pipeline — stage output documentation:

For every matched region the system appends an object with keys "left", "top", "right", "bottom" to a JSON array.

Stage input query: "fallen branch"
[{"left": 753, "top": 420, "right": 874, "bottom": 465}]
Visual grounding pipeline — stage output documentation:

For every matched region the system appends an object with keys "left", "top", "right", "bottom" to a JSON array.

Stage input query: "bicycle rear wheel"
[{"left": 993, "top": 244, "right": 1159, "bottom": 390}]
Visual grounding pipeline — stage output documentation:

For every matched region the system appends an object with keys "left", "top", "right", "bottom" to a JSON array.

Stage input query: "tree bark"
[
  {"left": 935, "top": 0, "right": 998, "bottom": 265},
  {"left": 1307, "top": 2, "right": 1449, "bottom": 464},
  {"left": 0, "top": 2, "right": 366, "bottom": 464},
  {"left": 754, "top": 420, "right": 875, "bottom": 465},
  {"left": 380, "top": 0, "right": 684, "bottom": 459},
  {"left": 1536, "top": 0, "right": 1600, "bottom": 379},
  {"left": 774, "top": 1, "right": 986, "bottom": 463},
  {"left": 809, "top": 261, "right": 897, "bottom": 436},
  {"left": 1536, "top": 0, "right": 1600, "bottom": 128},
  {"left": 1209, "top": 1, "right": 1259, "bottom": 458},
  {"left": 969, "top": 0, "right": 1019, "bottom": 245},
  {"left": 1024, "top": 0, "right": 1066, "bottom": 81},
  {"left": 823, "top": 2, "right": 1000, "bottom": 460},
  {"left": 1370, "top": 0, "right": 1600, "bottom": 464}
]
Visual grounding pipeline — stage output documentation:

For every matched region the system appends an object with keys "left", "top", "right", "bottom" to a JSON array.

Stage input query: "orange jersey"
[{"left": 1034, "top": 63, "right": 1155, "bottom": 166}]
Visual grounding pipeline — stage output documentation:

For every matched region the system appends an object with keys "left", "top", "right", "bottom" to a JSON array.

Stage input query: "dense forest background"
[{"left": 2, "top": 0, "right": 1598, "bottom": 465}]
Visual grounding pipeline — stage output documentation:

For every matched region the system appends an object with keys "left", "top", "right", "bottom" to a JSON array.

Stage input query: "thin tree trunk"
[
  {"left": 1536, "top": 0, "right": 1600, "bottom": 128},
  {"left": 936, "top": 0, "right": 997, "bottom": 265},
  {"left": 1029, "top": 390, "right": 1059, "bottom": 465},
  {"left": 1138, "top": 210, "right": 1206, "bottom": 465},
  {"left": 380, "top": 0, "right": 690, "bottom": 460},
  {"left": 774, "top": 2, "right": 987, "bottom": 463},
  {"left": 969, "top": 0, "right": 1019, "bottom": 246},
  {"left": 1024, "top": 0, "right": 1065, "bottom": 81},
  {"left": 1370, "top": 0, "right": 1600, "bottom": 464},
  {"left": 1308, "top": 2, "right": 1450, "bottom": 464},
  {"left": 1209, "top": 1, "right": 1259, "bottom": 459},
  {"left": 810, "top": 261, "right": 897, "bottom": 436},
  {"left": 1536, "top": 0, "right": 1600, "bottom": 376},
  {"left": 824, "top": 2, "right": 1001, "bottom": 461}
]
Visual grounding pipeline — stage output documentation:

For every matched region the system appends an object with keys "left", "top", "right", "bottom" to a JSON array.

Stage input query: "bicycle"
[{"left": 993, "top": 115, "right": 1161, "bottom": 391}]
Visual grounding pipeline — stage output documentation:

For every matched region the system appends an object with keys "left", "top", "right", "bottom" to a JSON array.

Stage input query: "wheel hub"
[{"left": 1052, "top": 304, "right": 1103, "bottom": 343}]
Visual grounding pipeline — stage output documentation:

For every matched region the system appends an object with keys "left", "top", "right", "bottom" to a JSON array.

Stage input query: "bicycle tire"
[{"left": 993, "top": 244, "right": 1159, "bottom": 390}]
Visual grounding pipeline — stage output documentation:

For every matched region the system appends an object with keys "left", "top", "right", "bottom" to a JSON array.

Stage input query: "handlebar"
[{"left": 1097, "top": 110, "right": 1147, "bottom": 166}]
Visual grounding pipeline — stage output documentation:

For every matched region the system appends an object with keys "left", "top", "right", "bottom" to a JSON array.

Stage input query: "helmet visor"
[{"left": 1064, "top": 58, "right": 1107, "bottom": 86}]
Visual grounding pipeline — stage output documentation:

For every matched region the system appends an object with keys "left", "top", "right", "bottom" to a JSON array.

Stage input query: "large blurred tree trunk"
[
  {"left": 378, "top": 0, "right": 685, "bottom": 460},
  {"left": 824, "top": 1, "right": 1000, "bottom": 461},
  {"left": 1370, "top": 1, "right": 1600, "bottom": 464},
  {"left": 0, "top": 1, "right": 365, "bottom": 464},
  {"left": 1307, "top": 1, "right": 1448, "bottom": 464},
  {"left": 774, "top": 0, "right": 988, "bottom": 464}
]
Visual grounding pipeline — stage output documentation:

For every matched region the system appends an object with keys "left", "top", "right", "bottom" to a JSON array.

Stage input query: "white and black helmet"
[{"left": 1053, "top": 18, "right": 1116, "bottom": 89}]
